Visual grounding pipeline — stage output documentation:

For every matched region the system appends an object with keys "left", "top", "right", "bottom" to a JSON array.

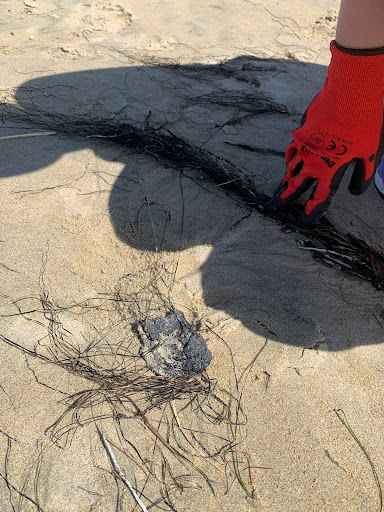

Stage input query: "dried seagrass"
[{"left": 2, "top": 103, "right": 384, "bottom": 288}]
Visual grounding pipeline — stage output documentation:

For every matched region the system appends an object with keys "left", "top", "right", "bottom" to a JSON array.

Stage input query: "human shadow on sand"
[{"left": 3, "top": 56, "right": 384, "bottom": 351}]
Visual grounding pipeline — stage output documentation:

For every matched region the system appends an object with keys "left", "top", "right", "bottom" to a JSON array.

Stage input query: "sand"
[{"left": 2, "top": 1, "right": 384, "bottom": 511}]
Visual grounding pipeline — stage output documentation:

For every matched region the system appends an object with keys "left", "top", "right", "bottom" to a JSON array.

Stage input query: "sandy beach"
[{"left": 2, "top": 1, "right": 384, "bottom": 511}]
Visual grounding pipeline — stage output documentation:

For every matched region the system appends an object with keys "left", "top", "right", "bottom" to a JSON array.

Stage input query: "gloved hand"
[{"left": 270, "top": 40, "right": 384, "bottom": 224}]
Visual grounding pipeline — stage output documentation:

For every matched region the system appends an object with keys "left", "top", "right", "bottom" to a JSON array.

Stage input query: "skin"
[{"left": 336, "top": 0, "right": 384, "bottom": 49}]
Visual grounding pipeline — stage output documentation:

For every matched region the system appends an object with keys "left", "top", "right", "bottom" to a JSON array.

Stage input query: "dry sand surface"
[{"left": 2, "top": 1, "right": 384, "bottom": 511}]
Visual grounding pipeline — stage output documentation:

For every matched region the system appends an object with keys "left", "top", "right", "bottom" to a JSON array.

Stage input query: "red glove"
[{"left": 270, "top": 40, "right": 384, "bottom": 224}]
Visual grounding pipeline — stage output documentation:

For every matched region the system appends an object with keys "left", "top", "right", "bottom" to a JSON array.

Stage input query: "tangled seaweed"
[
  {"left": 2, "top": 101, "right": 384, "bottom": 289},
  {"left": 0, "top": 255, "right": 262, "bottom": 510},
  {"left": 1, "top": 72, "right": 384, "bottom": 508}
]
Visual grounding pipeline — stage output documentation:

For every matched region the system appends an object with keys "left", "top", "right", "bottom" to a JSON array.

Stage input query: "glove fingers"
[
  {"left": 300, "top": 163, "right": 350, "bottom": 224},
  {"left": 282, "top": 154, "right": 303, "bottom": 184},
  {"left": 270, "top": 171, "right": 315, "bottom": 210},
  {"left": 281, "top": 163, "right": 316, "bottom": 200},
  {"left": 299, "top": 192, "right": 333, "bottom": 225},
  {"left": 269, "top": 160, "right": 302, "bottom": 207},
  {"left": 349, "top": 157, "right": 375, "bottom": 195}
]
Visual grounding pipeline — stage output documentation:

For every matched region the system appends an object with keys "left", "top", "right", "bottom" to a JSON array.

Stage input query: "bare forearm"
[{"left": 336, "top": 0, "right": 384, "bottom": 49}]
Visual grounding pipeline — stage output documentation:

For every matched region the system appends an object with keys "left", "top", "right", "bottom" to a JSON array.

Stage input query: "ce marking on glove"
[
  {"left": 306, "top": 133, "right": 349, "bottom": 156},
  {"left": 325, "top": 139, "right": 348, "bottom": 155}
]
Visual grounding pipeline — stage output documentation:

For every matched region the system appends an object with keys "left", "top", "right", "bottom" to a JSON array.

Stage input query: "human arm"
[{"left": 336, "top": 0, "right": 384, "bottom": 49}]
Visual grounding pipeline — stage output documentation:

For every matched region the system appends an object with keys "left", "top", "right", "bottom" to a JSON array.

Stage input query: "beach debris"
[
  {"left": 98, "top": 427, "right": 149, "bottom": 512},
  {"left": 139, "top": 309, "right": 212, "bottom": 378},
  {"left": 0, "top": 131, "right": 56, "bottom": 141}
]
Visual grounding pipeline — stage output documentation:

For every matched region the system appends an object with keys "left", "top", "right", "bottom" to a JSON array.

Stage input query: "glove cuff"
[
  {"left": 333, "top": 40, "right": 384, "bottom": 56},
  {"left": 320, "top": 40, "right": 384, "bottom": 124}
]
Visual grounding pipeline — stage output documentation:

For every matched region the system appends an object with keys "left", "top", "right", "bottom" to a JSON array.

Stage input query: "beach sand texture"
[{"left": 2, "top": 1, "right": 384, "bottom": 511}]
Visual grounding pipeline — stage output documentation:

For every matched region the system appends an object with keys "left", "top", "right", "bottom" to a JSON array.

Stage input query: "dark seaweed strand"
[{"left": 3, "top": 105, "right": 384, "bottom": 289}]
